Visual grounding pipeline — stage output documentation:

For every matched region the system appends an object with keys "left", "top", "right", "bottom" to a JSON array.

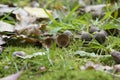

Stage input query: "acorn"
[
  {"left": 43, "top": 37, "right": 54, "bottom": 48},
  {"left": 105, "top": 28, "right": 119, "bottom": 36},
  {"left": 94, "top": 30, "right": 107, "bottom": 44},
  {"left": 81, "top": 31, "right": 92, "bottom": 44},
  {"left": 89, "top": 26, "right": 99, "bottom": 34},
  {"left": 110, "top": 50, "right": 120, "bottom": 63},
  {"left": 56, "top": 34, "right": 70, "bottom": 47}
]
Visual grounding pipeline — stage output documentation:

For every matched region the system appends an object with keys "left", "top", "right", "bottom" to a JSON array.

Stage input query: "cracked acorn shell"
[
  {"left": 56, "top": 34, "right": 70, "bottom": 47},
  {"left": 43, "top": 37, "right": 54, "bottom": 48},
  {"left": 81, "top": 31, "right": 92, "bottom": 44},
  {"left": 94, "top": 31, "right": 106, "bottom": 44}
]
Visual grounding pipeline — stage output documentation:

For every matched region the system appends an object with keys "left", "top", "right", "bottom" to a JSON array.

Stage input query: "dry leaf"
[
  {"left": 24, "top": 7, "right": 52, "bottom": 19},
  {"left": 0, "top": 7, "right": 28, "bottom": 16},
  {"left": 80, "top": 61, "right": 113, "bottom": 72},
  {"left": 84, "top": 4, "right": 106, "bottom": 13},
  {"left": 83, "top": 4, "right": 108, "bottom": 18},
  {"left": 15, "top": 24, "right": 41, "bottom": 37},
  {"left": 14, "top": 34, "right": 41, "bottom": 45},
  {"left": 0, "top": 70, "right": 23, "bottom": 80},
  {"left": 0, "top": 37, "right": 6, "bottom": 45},
  {"left": 13, "top": 51, "right": 45, "bottom": 59},
  {"left": 16, "top": 14, "right": 36, "bottom": 25},
  {"left": 26, "top": 24, "right": 41, "bottom": 37},
  {"left": 0, "top": 21, "right": 15, "bottom": 32},
  {"left": 114, "top": 64, "right": 120, "bottom": 73},
  {"left": 75, "top": 51, "right": 97, "bottom": 58},
  {"left": 13, "top": 51, "right": 26, "bottom": 57}
]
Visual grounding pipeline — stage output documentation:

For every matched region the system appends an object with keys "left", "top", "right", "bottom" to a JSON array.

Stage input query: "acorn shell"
[
  {"left": 43, "top": 37, "right": 54, "bottom": 48},
  {"left": 56, "top": 34, "right": 70, "bottom": 47}
]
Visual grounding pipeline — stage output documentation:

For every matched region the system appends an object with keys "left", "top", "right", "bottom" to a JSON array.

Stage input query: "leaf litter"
[{"left": 0, "top": 0, "right": 120, "bottom": 79}]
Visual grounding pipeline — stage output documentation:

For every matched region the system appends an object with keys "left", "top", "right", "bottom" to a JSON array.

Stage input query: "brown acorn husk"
[
  {"left": 43, "top": 37, "right": 54, "bottom": 48},
  {"left": 56, "top": 34, "right": 70, "bottom": 47}
]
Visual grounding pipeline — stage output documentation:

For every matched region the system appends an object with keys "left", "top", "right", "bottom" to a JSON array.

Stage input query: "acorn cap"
[
  {"left": 56, "top": 34, "right": 70, "bottom": 47},
  {"left": 81, "top": 31, "right": 92, "bottom": 44},
  {"left": 43, "top": 37, "right": 54, "bottom": 48},
  {"left": 94, "top": 30, "right": 106, "bottom": 44}
]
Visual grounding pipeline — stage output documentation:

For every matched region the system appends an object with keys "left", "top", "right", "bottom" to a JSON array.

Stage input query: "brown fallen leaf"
[
  {"left": 27, "top": 24, "right": 41, "bottom": 37},
  {"left": 0, "top": 70, "right": 23, "bottom": 80},
  {"left": 12, "top": 34, "right": 42, "bottom": 47},
  {"left": 15, "top": 24, "right": 41, "bottom": 37}
]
